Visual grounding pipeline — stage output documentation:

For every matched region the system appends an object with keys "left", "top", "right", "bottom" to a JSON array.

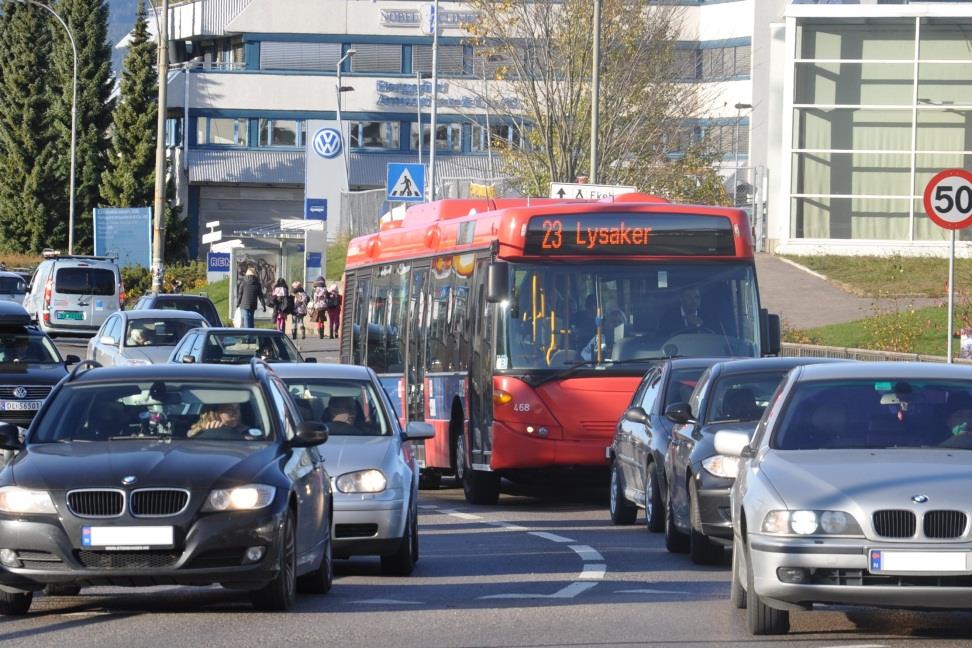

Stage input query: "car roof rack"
[
  {"left": 41, "top": 248, "right": 117, "bottom": 262},
  {"left": 67, "top": 359, "right": 101, "bottom": 382},
  {"left": 249, "top": 356, "right": 274, "bottom": 380}
]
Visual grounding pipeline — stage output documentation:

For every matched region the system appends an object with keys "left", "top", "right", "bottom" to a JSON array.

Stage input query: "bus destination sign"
[{"left": 523, "top": 213, "right": 735, "bottom": 256}]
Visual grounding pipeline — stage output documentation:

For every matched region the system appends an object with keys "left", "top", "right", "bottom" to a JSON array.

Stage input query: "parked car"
[
  {"left": 720, "top": 362, "right": 972, "bottom": 635},
  {"left": 663, "top": 357, "right": 847, "bottom": 564},
  {"left": 169, "top": 328, "right": 310, "bottom": 365},
  {"left": 275, "top": 363, "right": 434, "bottom": 575},
  {"left": 87, "top": 310, "right": 209, "bottom": 366},
  {"left": 23, "top": 251, "right": 122, "bottom": 337},
  {"left": 0, "top": 361, "right": 333, "bottom": 615},
  {"left": 133, "top": 293, "right": 222, "bottom": 327},
  {"left": 0, "top": 302, "right": 78, "bottom": 433},
  {"left": 609, "top": 357, "right": 724, "bottom": 531},
  {"left": 0, "top": 272, "right": 27, "bottom": 303}
]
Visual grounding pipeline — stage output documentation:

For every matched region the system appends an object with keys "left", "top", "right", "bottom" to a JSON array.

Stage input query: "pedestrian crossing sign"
[{"left": 387, "top": 163, "right": 426, "bottom": 203}]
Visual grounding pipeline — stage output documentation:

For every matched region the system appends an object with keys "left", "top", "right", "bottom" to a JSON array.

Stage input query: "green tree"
[
  {"left": 49, "top": 0, "right": 114, "bottom": 253},
  {"left": 100, "top": 0, "right": 188, "bottom": 263},
  {"left": 100, "top": 0, "right": 155, "bottom": 209},
  {"left": 0, "top": 1, "right": 57, "bottom": 253}
]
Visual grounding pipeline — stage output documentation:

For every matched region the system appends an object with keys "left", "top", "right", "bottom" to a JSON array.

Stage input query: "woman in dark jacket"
[{"left": 236, "top": 268, "right": 266, "bottom": 328}]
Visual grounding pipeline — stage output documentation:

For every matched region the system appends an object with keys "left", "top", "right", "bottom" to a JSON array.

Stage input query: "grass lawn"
[{"left": 781, "top": 254, "right": 972, "bottom": 298}]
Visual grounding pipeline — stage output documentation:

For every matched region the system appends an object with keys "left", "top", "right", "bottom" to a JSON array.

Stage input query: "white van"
[{"left": 23, "top": 251, "right": 123, "bottom": 337}]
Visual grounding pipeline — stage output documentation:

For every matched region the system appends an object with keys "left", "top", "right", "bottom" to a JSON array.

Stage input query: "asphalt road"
[{"left": 5, "top": 478, "right": 972, "bottom": 648}]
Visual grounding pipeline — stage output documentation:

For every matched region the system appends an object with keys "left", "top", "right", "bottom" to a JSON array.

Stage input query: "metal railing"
[{"left": 782, "top": 342, "right": 972, "bottom": 365}]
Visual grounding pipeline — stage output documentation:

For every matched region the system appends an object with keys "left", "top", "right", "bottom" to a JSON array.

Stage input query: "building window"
[
  {"left": 197, "top": 117, "right": 248, "bottom": 146},
  {"left": 413, "top": 45, "right": 465, "bottom": 75},
  {"left": 350, "top": 121, "right": 401, "bottom": 149},
  {"left": 410, "top": 123, "right": 461, "bottom": 152},
  {"left": 350, "top": 44, "right": 403, "bottom": 74},
  {"left": 471, "top": 123, "right": 521, "bottom": 152},
  {"left": 165, "top": 118, "right": 183, "bottom": 147},
  {"left": 260, "top": 41, "right": 342, "bottom": 71},
  {"left": 258, "top": 119, "right": 301, "bottom": 147}
]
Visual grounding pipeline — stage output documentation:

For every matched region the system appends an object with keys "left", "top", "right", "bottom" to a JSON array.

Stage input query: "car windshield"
[
  {"left": 0, "top": 332, "right": 60, "bottom": 364},
  {"left": 664, "top": 367, "right": 706, "bottom": 409},
  {"left": 125, "top": 318, "right": 200, "bottom": 348},
  {"left": 154, "top": 298, "right": 218, "bottom": 324},
  {"left": 773, "top": 379, "right": 972, "bottom": 451},
  {"left": 283, "top": 379, "right": 390, "bottom": 437},
  {"left": 202, "top": 332, "right": 302, "bottom": 364},
  {"left": 31, "top": 382, "right": 273, "bottom": 443},
  {"left": 496, "top": 261, "right": 760, "bottom": 370},
  {"left": 706, "top": 370, "right": 790, "bottom": 423},
  {"left": 0, "top": 276, "right": 25, "bottom": 295}
]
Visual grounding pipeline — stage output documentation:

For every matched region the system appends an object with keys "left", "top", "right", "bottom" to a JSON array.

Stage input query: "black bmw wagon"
[{"left": 0, "top": 360, "right": 333, "bottom": 614}]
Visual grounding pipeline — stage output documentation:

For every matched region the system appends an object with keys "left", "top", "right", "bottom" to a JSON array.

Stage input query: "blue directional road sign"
[
  {"left": 387, "top": 163, "right": 425, "bottom": 203},
  {"left": 304, "top": 198, "right": 327, "bottom": 220}
]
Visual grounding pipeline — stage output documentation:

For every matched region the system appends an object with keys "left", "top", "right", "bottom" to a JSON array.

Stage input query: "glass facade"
[{"left": 791, "top": 18, "right": 972, "bottom": 242}]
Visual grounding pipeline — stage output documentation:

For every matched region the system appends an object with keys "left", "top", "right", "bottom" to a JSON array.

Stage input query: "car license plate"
[
  {"left": 0, "top": 401, "right": 40, "bottom": 412},
  {"left": 869, "top": 549, "right": 970, "bottom": 574},
  {"left": 81, "top": 526, "right": 174, "bottom": 549},
  {"left": 56, "top": 311, "right": 84, "bottom": 321}
]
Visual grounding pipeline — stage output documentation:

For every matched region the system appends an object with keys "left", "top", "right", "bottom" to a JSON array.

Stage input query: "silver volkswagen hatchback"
[{"left": 273, "top": 363, "right": 434, "bottom": 575}]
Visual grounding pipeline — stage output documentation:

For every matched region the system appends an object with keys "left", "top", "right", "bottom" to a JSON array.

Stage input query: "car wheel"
[
  {"left": 418, "top": 471, "right": 442, "bottom": 490},
  {"left": 457, "top": 433, "right": 500, "bottom": 505},
  {"left": 381, "top": 506, "right": 416, "bottom": 576},
  {"left": 746, "top": 538, "right": 790, "bottom": 635},
  {"left": 688, "top": 478, "right": 724, "bottom": 565},
  {"left": 250, "top": 511, "right": 297, "bottom": 611},
  {"left": 411, "top": 499, "right": 420, "bottom": 564},
  {"left": 609, "top": 461, "right": 637, "bottom": 525},
  {"left": 644, "top": 462, "right": 664, "bottom": 533},
  {"left": 664, "top": 488, "right": 688, "bottom": 553},
  {"left": 297, "top": 512, "right": 333, "bottom": 595},
  {"left": 43, "top": 584, "right": 81, "bottom": 597},
  {"left": 730, "top": 533, "right": 747, "bottom": 609},
  {"left": 0, "top": 590, "right": 32, "bottom": 616}
]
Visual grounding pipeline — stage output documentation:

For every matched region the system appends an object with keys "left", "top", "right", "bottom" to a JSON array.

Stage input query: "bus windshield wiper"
[{"left": 528, "top": 358, "right": 659, "bottom": 387}]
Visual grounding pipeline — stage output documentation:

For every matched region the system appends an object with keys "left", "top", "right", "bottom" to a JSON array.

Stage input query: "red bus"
[{"left": 340, "top": 194, "right": 779, "bottom": 504}]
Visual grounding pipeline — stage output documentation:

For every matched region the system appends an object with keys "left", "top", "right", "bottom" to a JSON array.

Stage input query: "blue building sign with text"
[
  {"left": 207, "top": 252, "right": 231, "bottom": 273},
  {"left": 93, "top": 207, "right": 151, "bottom": 268},
  {"left": 305, "top": 198, "right": 327, "bottom": 220},
  {"left": 306, "top": 252, "right": 322, "bottom": 268}
]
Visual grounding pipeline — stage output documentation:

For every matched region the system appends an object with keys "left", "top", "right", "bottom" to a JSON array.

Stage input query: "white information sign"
[{"left": 549, "top": 183, "right": 637, "bottom": 200}]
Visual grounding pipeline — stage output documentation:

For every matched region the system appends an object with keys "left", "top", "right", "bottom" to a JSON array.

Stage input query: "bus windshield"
[{"left": 496, "top": 262, "right": 760, "bottom": 370}]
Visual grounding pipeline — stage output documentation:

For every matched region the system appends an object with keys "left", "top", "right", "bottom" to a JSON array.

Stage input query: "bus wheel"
[
  {"left": 456, "top": 433, "right": 499, "bottom": 505},
  {"left": 419, "top": 471, "right": 442, "bottom": 490}
]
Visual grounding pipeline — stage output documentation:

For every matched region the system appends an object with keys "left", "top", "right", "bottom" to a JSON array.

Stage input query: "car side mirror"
[
  {"left": 181, "top": 355, "right": 196, "bottom": 364},
  {"left": 760, "top": 309, "right": 781, "bottom": 356},
  {"left": 623, "top": 406, "right": 650, "bottom": 425},
  {"left": 714, "top": 430, "right": 754, "bottom": 459},
  {"left": 404, "top": 421, "right": 435, "bottom": 440},
  {"left": 0, "top": 422, "right": 21, "bottom": 450},
  {"left": 99, "top": 336, "right": 116, "bottom": 346},
  {"left": 304, "top": 357, "right": 317, "bottom": 363},
  {"left": 486, "top": 261, "right": 510, "bottom": 303},
  {"left": 664, "top": 402, "right": 695, "bottom": 425},
  {"left": 64, "top": 354, "right": 80, "bottom": 366},
  {"left": 292, "top": 421, "right": 328, "bottom": 447}
]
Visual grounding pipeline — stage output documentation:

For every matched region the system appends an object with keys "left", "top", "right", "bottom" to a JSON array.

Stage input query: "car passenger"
[
  {"left": 324, "top": 396, "right": 363, "bottom": 434},
  {"left": 941, "top": 392, "right": 972, "bottom": 448},
  {"left": 187, "top": 403, "right": 252, "bottom": 439}
]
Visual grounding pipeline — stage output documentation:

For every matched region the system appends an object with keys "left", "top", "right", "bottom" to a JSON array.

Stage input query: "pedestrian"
[
  {"left": 236, "top": 267, "right": 266, "bottom": 329},
  {"left": 291, "top": 281, "right": 308, "bottom": 340},
  {"left": 326, "top": 284, "right": 342, "bottom": 339},
  {"left": 270, "top": 278, "right": 292, "bottom": 332},
  {"left": 312, "top": 277, "right": 328, "bottom": 339}
]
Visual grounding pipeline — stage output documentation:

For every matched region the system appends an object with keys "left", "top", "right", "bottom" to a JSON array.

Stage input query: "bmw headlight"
[
  {"left": 760, "top": 509, "right": 862, "bottom": 536},
  {"left": 335, "top": 469, "right": 387, "bottom": 494},
  {"left": 202, "top": 484, "right": 276, "bottom": 512},
  {"left": 701, "top": 455, "right": 740, "bottom": 479},
  {"left": 0, "top": 486, "right": 56, "bottom": 514}
]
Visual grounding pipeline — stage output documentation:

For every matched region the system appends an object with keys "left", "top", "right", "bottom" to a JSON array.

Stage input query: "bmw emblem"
[
  {"left": 12, "top": 387, "right": 27, "bottom": 399},
  {"left": 122, "top": 475, "right": 137, "bottom": 486},
  {"left": 911, "top": 494, "right": 929, "bottom": 504}
]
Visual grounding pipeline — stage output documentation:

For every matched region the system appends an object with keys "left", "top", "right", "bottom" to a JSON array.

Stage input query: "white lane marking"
[
  {"left": 479, "top": 582, "right": 598, "bottom": 600},
  {"left": 815, "top": 645, "right": 890, "bottom": 648},
  {"left": 486, "top": 521, "right": 530, "bottom": 531},
  {"left": 615, "top": 588, "right": 692, "bottom": 595},
  {"left": 529, "top": 531, "right": 574, "bottom": 543},
  {"left": 353, "top": 598, "right": 424, "bottom": 605},
  {"left": 441, "top": 509, "right": 483, "bottom": 520},
  {"left": 569, "top": 545, "right": 603, "bottom": 562},
  {"left": 418, "top": 505, "right": 439, "bottom": 510},
  {"left": 579, "top": 564, "right": 606, "bottom": 580}
]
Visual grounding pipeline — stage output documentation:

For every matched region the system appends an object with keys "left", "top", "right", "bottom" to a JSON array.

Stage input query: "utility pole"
[
  {"left": 151, "top": 0, "right": 169, "bottom": 294},
  {"left": 590, "top": 0, "right": 601, "bottom": 184},
  {"left": 428, "top": 0, "right": 439, "bottom": 201}
]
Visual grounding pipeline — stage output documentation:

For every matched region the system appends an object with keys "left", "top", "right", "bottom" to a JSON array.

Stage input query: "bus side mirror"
[
  {"left": 486, "top": 262, "right": 510, "bottom": 303},
  {"left": 760, "top": 309, "right": 781, "bottom": 356}
]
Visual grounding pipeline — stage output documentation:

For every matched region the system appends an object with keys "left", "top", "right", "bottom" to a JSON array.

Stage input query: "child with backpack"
[
  {"left": 291, "top": 281, "right": 308, "bottom": 340},
  {"left": 270, "top": 278, "right": 292, "bottom": 332},
  {"left": 312, "top": 277, "right": 328, "bottom": 339},
  {"left": 325, "top": 284, "right": 342, "bottom": 339}
]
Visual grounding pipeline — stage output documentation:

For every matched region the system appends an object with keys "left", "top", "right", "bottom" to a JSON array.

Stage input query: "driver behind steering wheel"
[{"left": 660, "top": 286, "right": 709, "bottom": 335}]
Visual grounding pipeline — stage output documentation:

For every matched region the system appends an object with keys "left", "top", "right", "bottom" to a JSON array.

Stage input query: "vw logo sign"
[
  {"left": 12, "top": 387, "right": 27, "bottom": 400},
  {"left": 911, "top": 494, "right": 929, "bottom": 504},
  {"left": 122, "top": 475, "right": 137, "bottom": 486},
  {"left": 312, "top": 128, "right": 343, "bottom": 159}
]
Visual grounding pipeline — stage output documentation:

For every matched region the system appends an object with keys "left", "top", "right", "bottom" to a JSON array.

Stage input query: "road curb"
[{"left": 775, "top": 255, "right": 830, "bottom": 281}]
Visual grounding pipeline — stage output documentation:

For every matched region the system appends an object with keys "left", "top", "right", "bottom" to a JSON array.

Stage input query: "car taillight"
[
  {"left": 118, "top": 281, "right": 125, "bottom": 306},
  {"left": 42, "top": 278, "right": 52, "bottom": 323}
]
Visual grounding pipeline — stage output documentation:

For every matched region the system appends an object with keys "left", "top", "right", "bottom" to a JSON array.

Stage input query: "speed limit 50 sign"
[{"left": 924, "top": 168, "right": 972, "bottom": 230}]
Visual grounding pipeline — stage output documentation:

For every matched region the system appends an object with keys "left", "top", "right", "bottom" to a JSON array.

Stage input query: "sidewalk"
[
  {"left": 755, "top": 253, "right": 940, "bottom": 329},
  {"left": 290, "top": 330, "right": 340, "bottom": 363}
]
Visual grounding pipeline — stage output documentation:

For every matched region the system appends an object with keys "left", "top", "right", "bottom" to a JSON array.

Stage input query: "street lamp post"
[
  {"left": 590, "top": 0, "right": 602, "bottom": 184},
  {"left": 415, "top": 71, "right": 431, "bottom": 167},
  {"left": 732, "top": 102, "right": 752, "bottom": 207},
  {"left": 428, "top": 0, "right": 440, "bottom": 201},
  {"left": 150, "top": 0, "right": 169, "bottom": 294},
  {"left": 17, "top": 0, "right": 77, "bottom": 254},
  {"left": 335, "top": 48, "right": 356, "bottom": 193},
  {"left": 482, "top": 58, "right": 495, "bottom": 182}
]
